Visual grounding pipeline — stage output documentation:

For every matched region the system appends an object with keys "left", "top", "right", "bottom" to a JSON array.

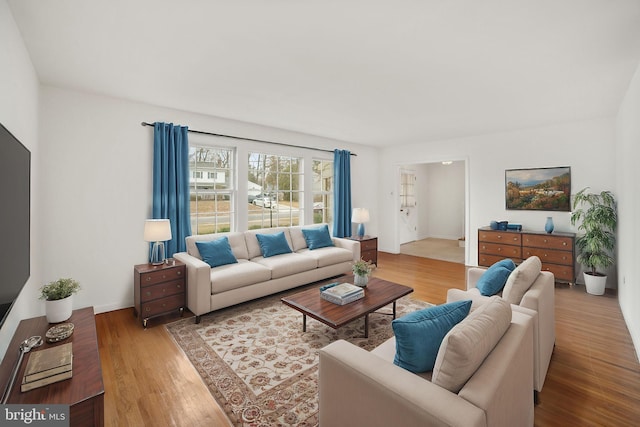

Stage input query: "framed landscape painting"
[{"left": 505, "top": 166, "right": 571, "bottom": 211}]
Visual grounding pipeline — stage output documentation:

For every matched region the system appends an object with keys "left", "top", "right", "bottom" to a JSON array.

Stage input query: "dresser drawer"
[
  {"left": 478, "top": 242, "right": 522, "bottom": 258},
  {"left": 140, "top": 266, "right": 185, "bottom": 287},
  {"left": 478, "top": 254, "right": 523, "bottom": 267},
  {"left": 522, "top": 234, "right": 573, "bottom": 251},
  {"left": 541, "top": 263, "right": 574, "bottom": 282},
  {"left": 359, "top": 239, "right": 377, "bottom": 252},
  {"left": 478, "top": 230, "right": 522, "bottom": 245},
  {"left": 140, "top": 279, "right": 184, "bottom": 302},
  {"left": 141, "top": 294, "right": 184, "bottom": 318},
  {"left": 522, "top": 247, "right": 573, "bottom": 266}
]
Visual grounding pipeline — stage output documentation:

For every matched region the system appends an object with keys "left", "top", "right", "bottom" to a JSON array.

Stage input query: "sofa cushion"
[
  {"left": 476, "top": 258, "right": 516, "bottom": 296},
  {"left": 432, "top": 296, "right": 512, "bottom": 393},
  {"left": 296, "top": 246, "right": 353, "bottom": 268},
  {"left": 391, "top": 300, "right": 472, "bottom": 373},
  {"left": 209, "top": 259, "right": 272, "bottom": 294},
  {"left": 245, "top": 227, "right": 294, "bottom": 259},
  {"left": 186, "top": 232, "right": 248, "bottom": 260},
  {"left": 256, "top": 232, "right": 293, "bottom": 258},
  {"left": 253, "top": 252, "right": 318, "bottom": 279},
  {"left": 196, "top": 237, "right": 238, "bottom": 268},
  {"left": 301, "top": 225, "right": 335, "bottom": 250},
  {"left": 502, "top": 256, "right": 542, "bottom": 305}
]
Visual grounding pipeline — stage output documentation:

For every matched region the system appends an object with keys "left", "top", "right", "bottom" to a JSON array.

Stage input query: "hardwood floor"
[{"left": 96, "top": 252, "right": 640, "bottom": 426}]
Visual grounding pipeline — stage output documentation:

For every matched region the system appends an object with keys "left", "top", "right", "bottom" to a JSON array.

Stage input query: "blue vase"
[{"left": 545, "top": 217, "right": 554, "bottom": 234}]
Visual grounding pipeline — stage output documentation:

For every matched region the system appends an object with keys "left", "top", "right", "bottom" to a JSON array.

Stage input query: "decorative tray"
[{"left": 45, "top": 323, "right": 75, "bottom": 343}]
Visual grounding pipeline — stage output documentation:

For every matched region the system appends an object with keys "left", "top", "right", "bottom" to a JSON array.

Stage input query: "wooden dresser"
[
  {"left": 478, "top": 227, "right": 576, "bottom": 283},
  {"left": 134, "top": 260, "right": 186, "bottom": 327}
]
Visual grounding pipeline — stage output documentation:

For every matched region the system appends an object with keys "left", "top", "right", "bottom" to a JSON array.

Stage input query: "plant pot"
[
  {"left": 353, "top": 274, "right": 369, "bottom": 287},
  {"left": 584, "top": 272, "right": 606, "bottom": 296},
  {"left": 46, "top": 295, "right": 73, "bottom": 323}
]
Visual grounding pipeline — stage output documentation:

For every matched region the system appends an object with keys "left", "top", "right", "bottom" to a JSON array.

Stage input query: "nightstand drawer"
[
  {"left": 360, "top": 239, "right": 377, "bottom": 252},
  {"left": 140, "top": 266, "right": 184, "bottom": 287},
  {"left": 141, "top": 279, "right": 184, "bottom": 301},
  {"left": 141, "top": 294, "right": 184, "bottom": 318}
]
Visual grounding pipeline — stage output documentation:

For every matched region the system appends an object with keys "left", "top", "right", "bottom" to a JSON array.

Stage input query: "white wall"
[
  {"left": 616, "top": 61, "right": 640, "bottom": 360},
  {"left": 377, "top": 118, "right": 617, "bottom": 268},
  {"left": 0, "top": 1, "right": 41, "bottom": 359},
  {"left": 424, "top": 161, "right": 465, "bottom": 240},
  {"left": 38, "top": 86, "right": 378, "bottom": 316}
]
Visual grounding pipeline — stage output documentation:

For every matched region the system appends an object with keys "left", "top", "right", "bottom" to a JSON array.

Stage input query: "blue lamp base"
[
  {"left": 357, "top": 223, "right": 365, "bottom": 238},
  {"left": 150, "top": 241, "right": 166, "bottom": 265}
]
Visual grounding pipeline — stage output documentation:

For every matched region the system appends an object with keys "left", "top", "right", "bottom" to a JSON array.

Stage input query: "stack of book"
[
  {"left": 320, "top": 283, "right": 364, "bottom": 305},
  {"left": 21, "top": 342, "right": 73, "bottom": 392}
]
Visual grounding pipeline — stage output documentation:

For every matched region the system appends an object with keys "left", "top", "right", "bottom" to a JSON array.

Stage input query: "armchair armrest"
[
  {"left": 332, "top": 237, "right": 361, "bottom": 262},
  {"left": 319, "top": 340, "right": 484, "bottom": 427},
  {"left": 173, "top": 252, "right": 211, "bottom": 320}
]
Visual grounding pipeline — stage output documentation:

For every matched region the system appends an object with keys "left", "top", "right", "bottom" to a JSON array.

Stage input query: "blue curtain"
[
  {"left": 153, "top": 122, "right": 191, "bottom": 257},
  {"left": 333, "top": 149, "right": 352, "bottom": 238}
]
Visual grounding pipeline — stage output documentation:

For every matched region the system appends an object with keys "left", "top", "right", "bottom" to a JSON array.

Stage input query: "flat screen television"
[{"left": 0, "top": 123, "right": 30, "bottom": 328}]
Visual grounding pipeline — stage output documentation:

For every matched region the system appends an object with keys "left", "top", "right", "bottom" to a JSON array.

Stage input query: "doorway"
[{"left": 395, "top": 159, "right": 469, "bottom": 265}]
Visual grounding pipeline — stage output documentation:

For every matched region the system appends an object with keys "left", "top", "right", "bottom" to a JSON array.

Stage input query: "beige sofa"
[
  {"left": 446, "top": 257, "right": 555, "bottom": 395},
  {"left": 173, "top": 225, "right": 360, "bottom": 322},
  {"left": 319, "top": 298, "right": 535, "bottom": 427}
]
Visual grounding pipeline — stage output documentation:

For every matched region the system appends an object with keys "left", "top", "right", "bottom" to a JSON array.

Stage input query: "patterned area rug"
[{"left": 166, "top": 283, "right": 431, "bottom": 427}]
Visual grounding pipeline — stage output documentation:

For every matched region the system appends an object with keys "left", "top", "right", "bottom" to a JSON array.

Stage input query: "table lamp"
[
  {"left": 144, "top": 219, "right": 172, "bottom": 265},
  {"left": 352, "top": 208, "right": 370, "bottom": 238}
]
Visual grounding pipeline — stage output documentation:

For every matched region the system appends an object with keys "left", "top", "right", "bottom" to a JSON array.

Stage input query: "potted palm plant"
[
  {"left": 570, "top": 188, "right": 617, "bottom": 295},
  {"left": 39, "top": 278, "right": 81, "bottom": 323},
  {"left": 352, "top": 258, "right": 374, "bottom": 287}
]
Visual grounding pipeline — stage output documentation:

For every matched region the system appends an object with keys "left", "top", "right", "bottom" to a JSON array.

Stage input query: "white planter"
[
  {"left": 354, "top": 274, "right": 369, "bottom": 287},
  {"left": 584, "top": 272, "right": 606, "bottom": 296},
  {"left": 46, "top": 295, "right": 73, "bottom": 323}
]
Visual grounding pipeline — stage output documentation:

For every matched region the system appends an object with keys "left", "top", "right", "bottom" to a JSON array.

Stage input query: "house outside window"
[
  {"left": 312, "top": 159, "right": 333, "bottom": 224},
  {"left": 248, "top": 153, "right": 302, "bottom": 229},
  {"left": 190, "top": 145, "right": 235, "bottom": 234}
]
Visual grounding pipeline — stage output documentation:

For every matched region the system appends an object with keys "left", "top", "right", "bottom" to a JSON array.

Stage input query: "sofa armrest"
[
  {"left": 332, "top": 237, "right": 361, "bottom": 262},
  {"left": 319, "top": 340, "right": 485, "bottom": 427},
  {"left": 173, "top": 252, "right": 211, "bottom": 318},
  {"left": 466, "top": 267, "right": 487, "bottom": 290}
]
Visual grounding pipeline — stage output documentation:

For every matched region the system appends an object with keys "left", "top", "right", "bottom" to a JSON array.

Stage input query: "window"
[
  {"left": 400, "top": 171, "right": 416, "bottom": 208},
  {"left": 312, "top": 159, "right": 333, "bottom": 224},
  {"left": 248, "top": 153, "right": 302, "bottom": 229},
  {"left": 190, "top": 146, "right": 235, "bottom": 234}
]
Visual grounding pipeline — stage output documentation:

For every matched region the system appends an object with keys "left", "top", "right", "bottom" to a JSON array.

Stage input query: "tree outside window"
[{"left": 312, "top": 159, "right": 333, "bottom": 225}]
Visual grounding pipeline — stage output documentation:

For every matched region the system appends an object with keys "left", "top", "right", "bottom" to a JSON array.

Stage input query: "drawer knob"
[
  {"left": 162, "top": 288, "right": 166, "bottom": 293},
  {"left": 162, "top": 303, "right": 166, "bottom": 308},
  {"left": 162, "top": 274, "right": 166, "bottom": 279},
  {"left": 497, "top": 235, "right": 502, "bottom": 239},
  {"left": 177, "top": 284, "right": 182, "bottom": 289},
  {"left": 177, "top": 271, "right": 182, "bottom": 276},
  {"left": 497, "top": 248, "right": 501, "bottom": 252},
  {"left": 146, "top": 291, "right": 151, "bottom": 296},
  {"left": 145, "top": 307, "right": 151, "bottom": 312},
  {"left": 563, "top": 242, "right": 567, "bottom": 246},
  {"left": 146, "top": 277, "right": 151, "bottom": 282},
  {"left": 543, "top": 239, "right": 548, "bottom": 243}
]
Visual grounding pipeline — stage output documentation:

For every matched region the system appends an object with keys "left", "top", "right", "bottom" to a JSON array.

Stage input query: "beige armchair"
[{"left": 447, "top": 260, "right": 555, "bottom": 397}]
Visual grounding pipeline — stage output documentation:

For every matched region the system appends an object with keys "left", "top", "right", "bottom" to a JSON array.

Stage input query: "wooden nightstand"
[
  {"left": 133, "top": 260, "right": 186, "bottom": 327},
  {"left": 347, "top": 235, "right": 378, "bottom": 265}
]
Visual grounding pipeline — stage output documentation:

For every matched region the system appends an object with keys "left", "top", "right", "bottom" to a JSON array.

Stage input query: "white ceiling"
[{"left": 8, "top": 0, "right": 640, "bottom": 147}]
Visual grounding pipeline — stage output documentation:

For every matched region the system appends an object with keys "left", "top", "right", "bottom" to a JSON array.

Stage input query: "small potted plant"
[
  {"left": 352, "top": 258, "right": 374, "bottom": 287},
  {"left": 39, "top": 278, "right": 81, "bottom": 323},
  {"left": 570, "top": 188, "right": 617, "bottom": 295}
]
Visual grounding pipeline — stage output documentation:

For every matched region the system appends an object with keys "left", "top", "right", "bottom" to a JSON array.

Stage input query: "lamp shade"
[
  {"left": 351, "top": 208, "right": 370, "bottom": 224},
  {"left": 143, "top": 219, "right": 172, "bottom": 242}
]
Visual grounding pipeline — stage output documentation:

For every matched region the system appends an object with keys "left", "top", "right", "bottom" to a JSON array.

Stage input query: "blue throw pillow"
[
  {"left": 301, "top": 225, "right": 335, "bottom": 250},
  {"left": 196, "top": 237, "right": 238, "bottom": 268},
  {"left": 256, "top": 232, "right": 292, "bottom": 258},
  {"left": 392, "top": 300, "right": 472, "bottom": 373},
  {"left": 476, "top": 259, "right": 516, "bottom": 296}
]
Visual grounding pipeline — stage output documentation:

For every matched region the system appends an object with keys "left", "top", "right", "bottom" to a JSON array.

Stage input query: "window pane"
[
  {"left": 190, "top": 146, "right": 234, "bottom": 235},
  {"left": 312, "top": 159, "right": 333, "bottom": 225}
]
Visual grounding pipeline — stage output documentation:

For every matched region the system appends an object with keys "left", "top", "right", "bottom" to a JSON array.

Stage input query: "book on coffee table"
[
  {"left": 21, "top": 342, "right": 73, "bottom": 391},
  {"left": 321, "top": 283, "right": 364, "bottom": 305}
]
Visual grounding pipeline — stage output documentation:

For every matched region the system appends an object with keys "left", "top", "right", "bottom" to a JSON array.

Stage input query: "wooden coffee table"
[{"left": 281, "top": 277, "right": 414, "bottom": 338}]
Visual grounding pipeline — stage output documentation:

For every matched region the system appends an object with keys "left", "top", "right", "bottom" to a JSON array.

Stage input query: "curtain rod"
[{"left": 141, "top": 122, "right": 356, "bottom": 156}]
